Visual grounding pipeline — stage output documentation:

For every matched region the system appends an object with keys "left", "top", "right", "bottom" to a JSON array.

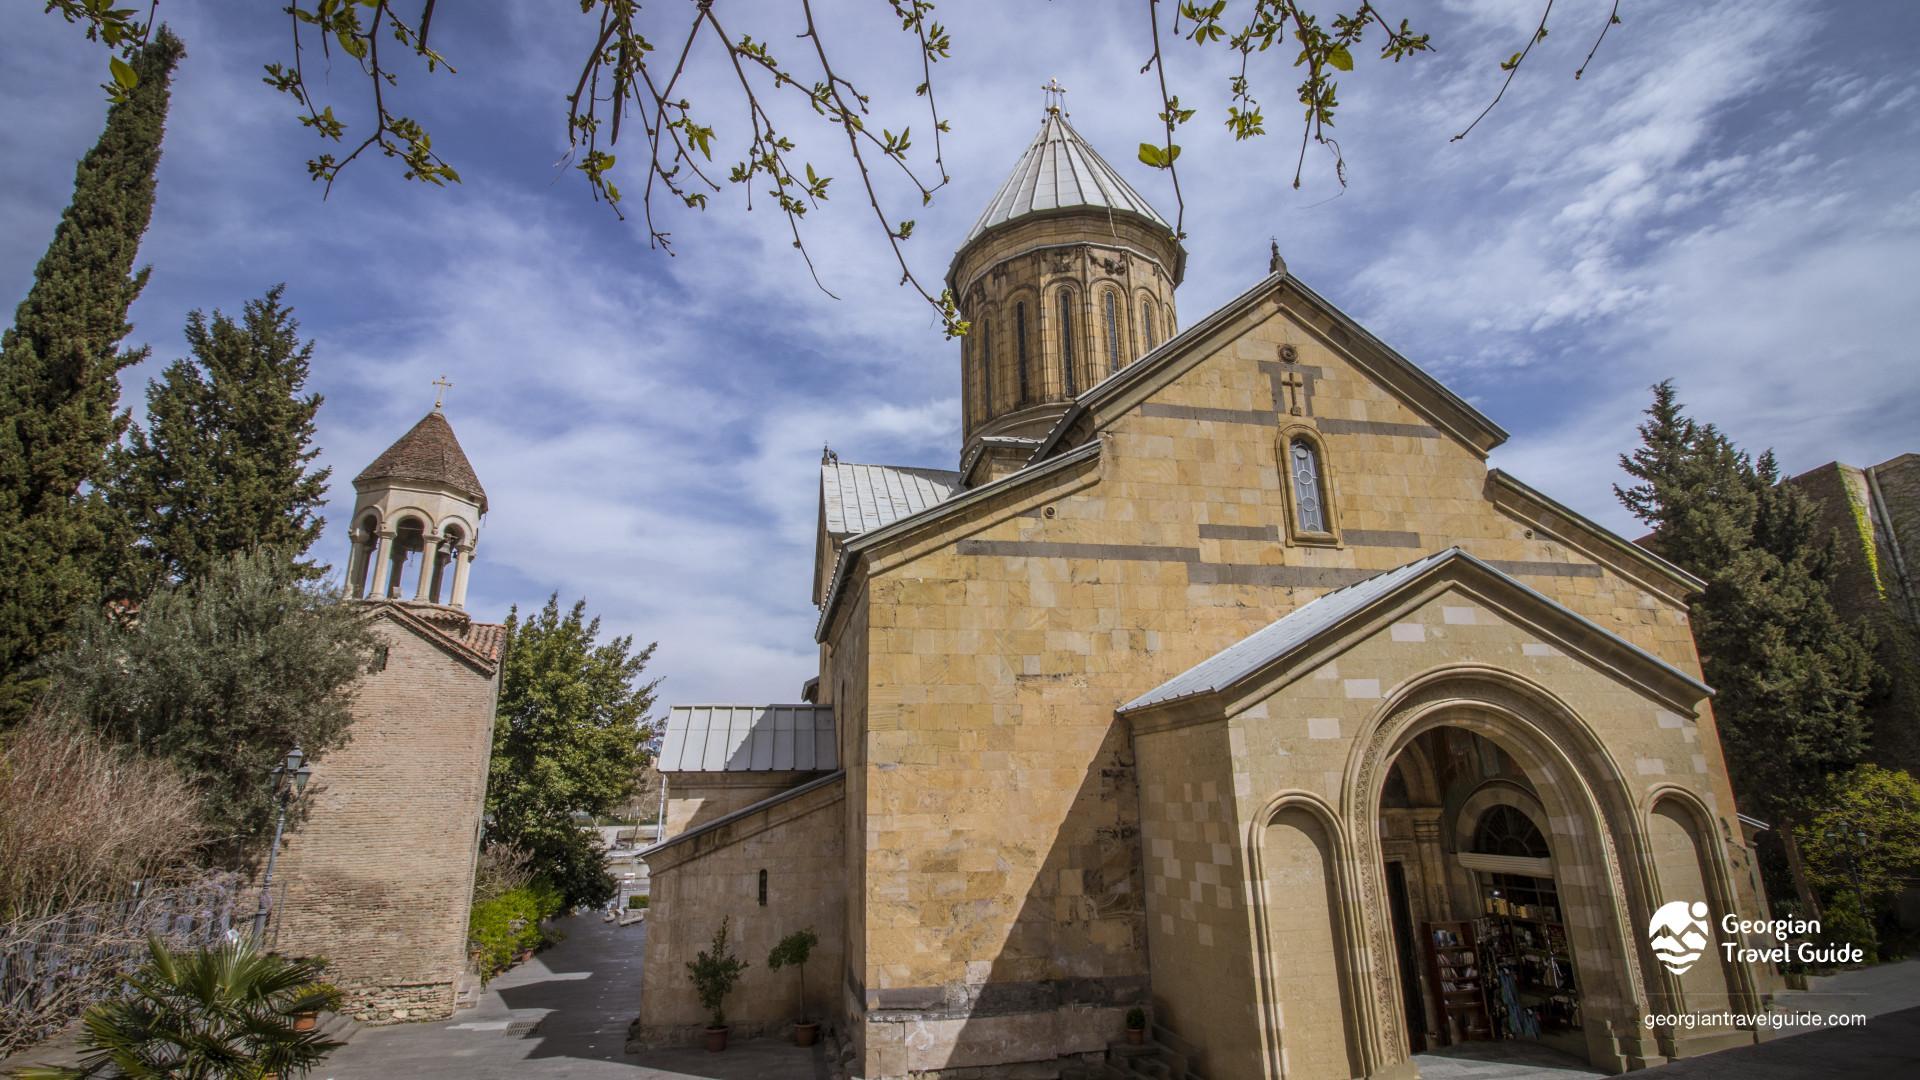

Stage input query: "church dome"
[
  {"left": 963, "top": 112, "right": 1172, "bottom": 250},
  {"left": 948, "top": 96, "right": 1185, "bottom": 485}
]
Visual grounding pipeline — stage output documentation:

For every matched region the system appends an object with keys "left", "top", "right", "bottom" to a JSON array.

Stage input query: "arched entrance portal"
[
  {"left": 1377, "top": 727, "right": 1589, "bottom": 1060},
  {"left": 1344, "top": 668, "right": 1663, "bottom": 1075}
]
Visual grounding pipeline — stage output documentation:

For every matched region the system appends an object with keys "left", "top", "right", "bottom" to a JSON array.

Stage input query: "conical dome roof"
[
  {"left": 964, "top": 112, "right": 1170, "bottom": 245},
  {"left": 354, "top": 409, "right": 487, "bottom": 513}
]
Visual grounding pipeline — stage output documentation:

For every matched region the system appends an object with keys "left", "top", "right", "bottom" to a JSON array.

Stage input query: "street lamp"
[{"left": 250, "top": 746, "right": 314, "bottom": 944}]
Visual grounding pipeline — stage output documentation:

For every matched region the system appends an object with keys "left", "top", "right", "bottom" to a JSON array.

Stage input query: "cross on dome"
[{"left": 1042, "top": 77, "right": 1067, "bottom": 115}]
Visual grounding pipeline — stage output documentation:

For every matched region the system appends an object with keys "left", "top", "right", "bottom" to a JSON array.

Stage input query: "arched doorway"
[{"left": 1344, "top": 669, "right": 1660, "bottom": 1074}]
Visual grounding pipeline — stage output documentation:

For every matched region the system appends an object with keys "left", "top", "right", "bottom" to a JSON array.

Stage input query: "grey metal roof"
[
  {"left": 965, "top": 112, "right": 1169, "bottom": 244},
  {"left": 657, "top": 705, "right": 836, "bottom": 773},
  {"left": 822, "top": 461, "right": 960, "bottom": 538},
  {"left": 1123, "top": 550, "right": 1456, "bottom": 712}
]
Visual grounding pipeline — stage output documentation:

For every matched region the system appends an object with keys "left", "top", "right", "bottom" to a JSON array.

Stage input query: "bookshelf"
[{"left": 1423, "top": 920, "right": 1492, "bottom": 1045}]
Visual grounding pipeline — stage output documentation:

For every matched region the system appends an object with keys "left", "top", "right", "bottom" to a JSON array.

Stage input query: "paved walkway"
[
  {"left": 321, "top": 914, "right": 826, "bottom": 1079},
  {"left": 1411, "top": 959, "right": 1920, "bottom": 1079}
]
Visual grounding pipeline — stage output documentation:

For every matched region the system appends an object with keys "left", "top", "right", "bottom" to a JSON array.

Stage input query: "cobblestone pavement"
[{"left": 320, "top": 914, "right": 827, "bottom": 1079}]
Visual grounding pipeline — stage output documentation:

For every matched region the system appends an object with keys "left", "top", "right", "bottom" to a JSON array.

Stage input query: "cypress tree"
[
  {"left": 1617, "top": 383, "right": 1876, "bottom": 908},
  {"left": 0, "top": 28, "right": 184, "bottom": 725},
  {"left": 107, "top": 285, "right": 331, "bottom": 597}
]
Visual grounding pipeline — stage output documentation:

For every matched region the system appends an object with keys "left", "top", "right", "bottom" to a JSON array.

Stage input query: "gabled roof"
[
  {"left": 965, "top": 112, "right": 1169, "bottom": 246},
  {"left": 822, "top": 460, "right": 960, "bottom": 538},
  {"left": 1028, "top": 272, "right": 1509, "bottom": 466},
  {"left": 657, "top": 704, "right": 837, "bottom": 773},
  {"left": 361, "top": 599, "right": 503, "bottom": 676},
  {"left": 355, "top": 410, "right": 488, "bottom": 512},
  {"left": 1121, "top": 548, "right": 1712, "bottom": 715},
  {"left": 814, "top": 438, "right": 1103, "bottom": 642}
]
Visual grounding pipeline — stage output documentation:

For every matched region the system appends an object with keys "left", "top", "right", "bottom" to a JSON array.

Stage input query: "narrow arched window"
[
  {"left": 1016, "top": 302, "right": 1031, "bottom": 404},
  {"left": 1290, "top": 438, "right": 1327, "bottom": 533},
  {"left": 1141, "top": 299, "right": 1157, "bottom": 352},
  {"left": 1103, "top": 291, "right": 1121, "bottom": 373},
  {"left": 979, "top": 318, "right": 994, "bottom": 419},
  {"left": 1058, "top": 290, "right": 1077, "bottom": 396}
]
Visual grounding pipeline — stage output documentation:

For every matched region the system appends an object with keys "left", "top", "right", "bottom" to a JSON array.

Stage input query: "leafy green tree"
[
  {"left": 106, "top": 286, "right": 331, "bottom": 598},
  {"left": 1802, "top": 764, "right": 1920, "bottom": 958},
  {"left": 485, "top": 596, "right": 657, "bottom": 907},
  {"left": 0, "top": 28, "right": 183, "bottom": 726},
  {"left": 17, "top": 936, "right": 343, "bottom": 1080},
  {"left": 687, "top": 916, "right": 748, "bottom": 1031},
  {"left": 1617, "top": 382, "right": 1877, "bottom": 905},
  {"left": 45, "top": 548, "right": 376, "bottom": 864}
]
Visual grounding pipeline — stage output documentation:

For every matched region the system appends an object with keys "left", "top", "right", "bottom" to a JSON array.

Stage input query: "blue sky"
[{"left": 2, "top": 1, "right": 1916, "bottom": 709}]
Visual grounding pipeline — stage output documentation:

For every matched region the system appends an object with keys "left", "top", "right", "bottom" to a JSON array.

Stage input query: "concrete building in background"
[
  {"left": 269, "top": 406, "right": 502, "bottom": 1022},
  {"left": 1790, "top": 454, "right": 1920, "bottom": 773},
  {"left": 638, "top": 98, "right": 1774, "bottom": 1078}
]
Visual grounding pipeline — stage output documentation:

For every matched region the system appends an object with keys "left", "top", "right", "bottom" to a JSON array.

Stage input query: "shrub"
[
  {"left": 14, "top": 935, "right": 341, "bottom": 1080},
  {"left": 627, "top": 895, "right": 649, "bottom": 910},
  {"left": 0, "top": 714, "right": 205, "bottom": 920},
  {"left": 472, "top": 843, "right": 538, "bottom": 905},
  {"left": 468, "top": 879, "right": 563, "bottom": 981},
  {"left": 686, "top": 917, "right": 747, "bottom": 1029},
  {"left": 767, "top": 928, "right": 819, "bottom": 1023}
]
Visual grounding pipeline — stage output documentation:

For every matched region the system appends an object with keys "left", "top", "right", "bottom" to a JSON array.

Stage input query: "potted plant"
[
  {"left": 687, "top": 916, "right": 748, "bottom": 1052},
  {"left": 1125, "top": 1006, "right": 1147, "bottom": 1045},
  {"left": 769, "top": 928, "right": 822, "bottom": 1046}
]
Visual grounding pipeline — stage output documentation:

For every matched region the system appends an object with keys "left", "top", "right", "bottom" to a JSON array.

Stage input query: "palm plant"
[{"left": 18, "top": 935, "right": 343, "bottom": 1079}]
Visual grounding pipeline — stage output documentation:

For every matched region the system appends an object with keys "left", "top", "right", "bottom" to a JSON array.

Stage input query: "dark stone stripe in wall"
[
  {"left": 1486, "top": 559, "right": 1604, "bottom": 579},
  {"left": 1188, "top": 563, "right": 1377, "bottom": 588},
  {"left": 1138, "top": 402, "right": 1272, "bottom": 426},
  {"left": 1317, "top": 417, "right": 1441, "bottom": 440},
  {"left": 956, "top": 539, "right": 1201, "bottom": 563},
  {"left": 1345, "top": 529, "right": 1422, "bottom": 547},
  {"left": 865, "top": 973, "right": 1150, "bottom": 1021},
  {"left": 1198, "top": 523, "right": 1281, "bottom": 541}
]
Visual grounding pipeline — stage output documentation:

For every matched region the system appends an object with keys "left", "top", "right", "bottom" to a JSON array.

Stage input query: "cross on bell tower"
[{"left": 432, "top": 374, "right": 453, "bottom": 411}]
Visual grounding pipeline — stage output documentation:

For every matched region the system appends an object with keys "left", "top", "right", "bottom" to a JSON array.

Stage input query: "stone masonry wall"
[
  {"left": 269, "top": 613, "right": 498, "bottom": 1023},
  {"left": 634, "top": 776, "right": 846, "bottom": 1048},
  {"left": 826, "top": 278, "right": 1757, "bottom": 1077}
]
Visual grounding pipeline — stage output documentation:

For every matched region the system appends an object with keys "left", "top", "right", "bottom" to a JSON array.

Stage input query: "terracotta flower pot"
[
  {"left": 1126, "top": 1026, "right": 1145, "bottom": 1045},
  {"left": 794, "top": 1021, "right": 819, "bottom": 1047},
  {"left": 704, "top": 1025, "right": 729, "bottom": 1052},
  {"left": 292, "top": 1011, "right": 320, "bottom": 1033}
]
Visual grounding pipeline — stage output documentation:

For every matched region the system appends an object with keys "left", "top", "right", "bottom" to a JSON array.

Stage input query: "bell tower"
[
  {"left": 345, "top": 388, "right": 488, "bottom": 609},
  {"left": 949, "top": 81, "right": 1185, "bottom": 486}
]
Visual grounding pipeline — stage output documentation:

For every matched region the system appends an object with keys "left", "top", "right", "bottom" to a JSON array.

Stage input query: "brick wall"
[{"left": 269, "top": 611, "right": 498, "bottom": 1022}]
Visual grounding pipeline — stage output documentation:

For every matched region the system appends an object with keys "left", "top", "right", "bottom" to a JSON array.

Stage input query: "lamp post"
[{"left": 251, "top": 746, "right": 314, "bottom": 945}]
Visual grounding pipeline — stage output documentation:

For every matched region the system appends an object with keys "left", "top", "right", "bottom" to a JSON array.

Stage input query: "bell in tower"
[
  {"left": 949, "top": 80, "right": 1186, "bottom": 487},
  {"left": 345, "top": 380, "right": 488, "bottom": 608}
]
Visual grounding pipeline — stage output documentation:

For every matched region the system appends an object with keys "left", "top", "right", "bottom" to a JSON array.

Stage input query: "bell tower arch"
[{"left": 347, "top": 402, "right": 488, "bottom": 609}]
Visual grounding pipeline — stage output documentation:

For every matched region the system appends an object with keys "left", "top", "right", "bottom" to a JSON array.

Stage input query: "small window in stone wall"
[
  {"left": 1291, "top": 438, "right": 1328, "bottom": 533},
  {"left": 1015, "top": 302, "right": 1031, "bottom": 404},
  {"left": 758, "top": 868, "right": 769, "bottom": 906},
  {"left": 368, "top": 644, "right": 389, "bottom": 673}
]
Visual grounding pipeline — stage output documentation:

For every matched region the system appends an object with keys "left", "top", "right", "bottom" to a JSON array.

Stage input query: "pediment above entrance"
[{"left": 1120, "top": 548, "right": 1712, "bottom": 737}]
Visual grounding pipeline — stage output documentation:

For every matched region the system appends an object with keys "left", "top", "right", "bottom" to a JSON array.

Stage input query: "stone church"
[
  {"left": 639, "top": 104, "right": 1776, "bottom": 1078},
  {"left": 268, "top": 405, "right": 502, "bottom": 1022}
]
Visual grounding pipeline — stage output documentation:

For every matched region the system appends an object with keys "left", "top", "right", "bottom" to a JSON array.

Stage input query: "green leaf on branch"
[{"left": 1327, "top": 45, "right": 1353, "bottom": 72}]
